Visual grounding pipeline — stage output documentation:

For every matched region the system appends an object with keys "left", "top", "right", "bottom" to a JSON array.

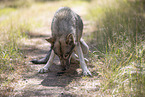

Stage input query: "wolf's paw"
[
  {"left": 83, "top": 68, "right": 92, "bottom": 76},
  {"left": 38, "top": 68, "right": 49, "bottom": 74}
]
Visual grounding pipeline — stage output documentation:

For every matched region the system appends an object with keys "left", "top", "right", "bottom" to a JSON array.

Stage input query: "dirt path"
[{"left": 13, "top": 3, "right": 99, "bottom": 97}]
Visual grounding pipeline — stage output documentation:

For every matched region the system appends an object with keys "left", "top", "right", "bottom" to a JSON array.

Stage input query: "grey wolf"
[{"left": 31, "top": 7, "right": 92, "bottom": 76}]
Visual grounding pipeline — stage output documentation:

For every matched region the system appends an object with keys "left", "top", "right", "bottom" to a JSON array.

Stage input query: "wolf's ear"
[
  {"left": 66, "top": 33, "right": 74, "bottom": 45},
  {"left": 45, "top": 37, "right": 55, "bottom": 44}
]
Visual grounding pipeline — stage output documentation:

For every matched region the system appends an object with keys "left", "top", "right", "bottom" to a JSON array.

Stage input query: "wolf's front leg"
[
  {"left": 31, "top": 49, "right": 52, "bottom": 64},
  {"left": 38, "top": 50, "right": 55, "bottom": 73},
  {"left": 71, "top": 52, "right": 88, "bottom": 64},
  {"left": 76, "top": 42, "right": 92, "bottom": 76}
]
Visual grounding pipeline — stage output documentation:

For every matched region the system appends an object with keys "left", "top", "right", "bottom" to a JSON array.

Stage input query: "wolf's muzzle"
[{"left": 60, "top": 58, "right": 71, "bottom": 71}]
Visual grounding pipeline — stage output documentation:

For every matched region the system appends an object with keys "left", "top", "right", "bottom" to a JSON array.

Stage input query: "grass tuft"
[
  {"left": 0, "top": 5, "right": 35, "bottom": 96},
  {"left": 87, "top": 0, "right": 145, "bottom": 96}
]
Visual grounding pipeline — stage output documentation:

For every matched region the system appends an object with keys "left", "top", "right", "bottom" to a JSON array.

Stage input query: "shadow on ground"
[
  {"left": 41, "top": 63, "right": 80, "bottom": 87},
  {"left": 19, "top": 62, "right": 81, "bottom": 96},
  {"left": 18, "top": 32, "right": 82, "bottom": 96}
]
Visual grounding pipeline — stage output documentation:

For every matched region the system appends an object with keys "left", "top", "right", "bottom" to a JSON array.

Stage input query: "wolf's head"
[{"left": 46, "top": 33, "right": 75, "bottom": 70}]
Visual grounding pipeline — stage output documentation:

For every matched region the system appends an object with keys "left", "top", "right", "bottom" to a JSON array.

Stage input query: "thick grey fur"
[
  {"left": 31, "top": 7, "right": 87, "bottom": 64},
  {"left": 31, "top": 7, "right": 91, "bottom": 76}
]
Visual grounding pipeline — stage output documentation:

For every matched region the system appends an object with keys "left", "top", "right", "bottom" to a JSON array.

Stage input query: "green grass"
[
  {"left": 0, "top": 11, "right": 33, "bottom": 89},
  {"left": 0, "top": 0, "right": 46, "bottom": 79},
  {"left": 0, "top": 15, "right": 31, "bottom": 72},
  {"left": 0, "top": 0, "right": 32, "bottom": 8},
  {"left": 0, "top": 3, "right": 36, "bottom": 96},
  {"left": 87, "top": 0, "right": 145, "bottom": 96},
  {"left": 0, "top": 8, "right": 16, "bottom": 16}
]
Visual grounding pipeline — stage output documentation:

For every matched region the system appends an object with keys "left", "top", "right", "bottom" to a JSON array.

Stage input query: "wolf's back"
[
  {"left": 54, "top": 7, "right": 73, "bottom": 20},
  {"left": 51, "top": 7, "right": 83, "bottom": 41}
]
